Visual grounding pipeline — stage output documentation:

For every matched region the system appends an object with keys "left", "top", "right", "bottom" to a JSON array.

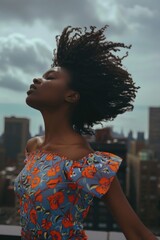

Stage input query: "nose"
[{"left": 33, "top": 78, "right": 42, "bottom": 84}]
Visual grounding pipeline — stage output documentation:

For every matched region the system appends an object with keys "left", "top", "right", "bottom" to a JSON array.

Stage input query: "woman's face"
[{"left": 26, "top": 67, "right": 76, "bottom": 111}]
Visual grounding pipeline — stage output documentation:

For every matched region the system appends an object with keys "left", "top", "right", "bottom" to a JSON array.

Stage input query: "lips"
[
  {"left": 27, "top": 84, "right": 37, "bottom": 95},
  {"left": 29, "top": 84, "right": 37, "bottom": 90}
]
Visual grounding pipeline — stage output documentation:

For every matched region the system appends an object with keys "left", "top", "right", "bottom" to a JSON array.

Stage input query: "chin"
[{"left": 25, "top": 95, "right": 41, "bottom": 110}]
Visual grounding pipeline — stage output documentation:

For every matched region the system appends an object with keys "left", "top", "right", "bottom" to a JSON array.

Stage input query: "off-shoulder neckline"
[{"left": 24, "top": 148, "right": 104, "bottom": 162}]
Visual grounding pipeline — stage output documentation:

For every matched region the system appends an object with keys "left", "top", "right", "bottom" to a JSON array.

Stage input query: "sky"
[{"left": 0, "top": 0, "right": 160, "bottom": 139}]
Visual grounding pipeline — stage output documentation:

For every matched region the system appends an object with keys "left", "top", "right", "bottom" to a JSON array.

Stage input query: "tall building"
[
  {"left": 3, "top": 116, "right": 30, "bottom": 166},
  {"left": 137, "top": 131, "right": 145, "bottom": 141},
  {"left": 95, "top": 127, "right": 113, "bottom": 143},
  {"left": 137, "top": 150, "right": 160, "bottom": 227},
  {"left": 149, "top": 107, "right": 160, "bottom": 158},
  {"left": 128, "top": 130, "right": 134, "bottom": 140},
  {"left": 127, "top": 146, "right": 160, "bottom": 229},
  {"left": 38, "top": 125, "right": 44, "bottom": 136},
  {"left": 126, "top": 139, "right": 146, "bottom": 210}
]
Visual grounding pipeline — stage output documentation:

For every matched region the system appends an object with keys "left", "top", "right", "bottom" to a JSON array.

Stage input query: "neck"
[{"left": 40, "top": 108, "right": 80, "bottom": 146}]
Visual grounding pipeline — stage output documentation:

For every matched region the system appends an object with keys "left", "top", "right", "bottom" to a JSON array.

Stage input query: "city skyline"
[
  {"left": 0, "top": 103, "right": 157, "bottom": 140},
  {"left": 0, "top": 1, "right": 160, "bottom": 140}
]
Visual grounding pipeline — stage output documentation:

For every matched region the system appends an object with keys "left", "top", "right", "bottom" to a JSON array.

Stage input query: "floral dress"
[{"left": 14, "top": 148, "right": 123, "bottom": 240}]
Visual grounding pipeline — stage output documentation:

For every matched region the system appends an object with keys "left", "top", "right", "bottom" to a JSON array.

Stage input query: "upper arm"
[{"left": 102, "top": 176, "right": 153, "bottom": 239}]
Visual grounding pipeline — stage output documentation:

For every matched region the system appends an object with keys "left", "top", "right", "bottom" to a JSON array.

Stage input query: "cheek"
[
  {"left": 26, "top": 84, "right": 66, "bottom": 109},
  {"left": 43, "top": 83, "right": 66, "bottom": 103}
]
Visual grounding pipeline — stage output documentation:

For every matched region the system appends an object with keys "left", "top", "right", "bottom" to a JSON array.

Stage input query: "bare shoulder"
[
  {"left": 26, "top": 134, "right": 94, "bottom": 160},
  {"left": 26, "top": 136, "right": 43, "bottom": 152},
  {"left": 32, "top": 135, "right": 94, "bottom": 160}
]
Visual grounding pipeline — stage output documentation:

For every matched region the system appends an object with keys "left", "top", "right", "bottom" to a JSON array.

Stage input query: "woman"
[{"left": 14, "top": 25, "right": 158, "bottom": 239}]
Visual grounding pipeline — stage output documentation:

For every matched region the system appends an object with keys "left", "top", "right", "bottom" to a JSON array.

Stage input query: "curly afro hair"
[{"left": 51, "top": 25, "right": 140, "bottom": 136}]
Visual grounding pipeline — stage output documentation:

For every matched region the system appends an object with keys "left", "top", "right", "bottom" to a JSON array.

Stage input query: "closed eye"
[
  {"left": 42, "top": 70, "right": 58, "bottom": 80},
  {"left": 46, "top": 77, "right": 55, "bottom": 80},
  {"left": 45, "top": 75, "right": 56, "bottom": 80}
]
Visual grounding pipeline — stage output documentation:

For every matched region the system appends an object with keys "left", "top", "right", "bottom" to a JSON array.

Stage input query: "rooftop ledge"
[{"left": 0, "top": 225, "right": 160, "bottom": 240}]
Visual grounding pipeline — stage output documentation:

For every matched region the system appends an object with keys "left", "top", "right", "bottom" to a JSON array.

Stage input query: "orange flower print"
[
  {"left": 82, "top": 205, "right": 90, "bottom": 218},
  {"left": 67, "top": 162, "right": 82, "bottom": 179},
  {"left": 26, "top": 161, "right": 35, "bottom": 171},
  {"left": 69, "top": 229, "right": 74, "bottom": 238},
  {"left": 47, "top": 192, "right": 64, "bottom": 210},
  {"left": 50, "top": 230, "right": 62, "bottom": 240},
  {"left": 108, "top": 159, "right": 119, "bottom": 172},
  {"left": 26, "top": 175, "right": 31, "bottom": 184},
  {"left": 35, "top": 194, "right": 42, "bottom": 202},
  {"left": 19, "top": 196, "right": 22, "bottom": 206},
  {"left": 69, "top": 195, "right": 78, "bottom": 205},
  {"left": 68, "top": 195, "right": 75, "bottom": 203},
  {"left": 32, "top": 167, "right": 40, "bottom": 175},
  {"left": 62, "top": 212, "right": 74, "bottom": 228},
  {"left": 25, "top": 194, "right": 29, "bottom": 200},
  {"left": 82, "top": 165, "right": 97, "bottom": 178},
  {"left": 46, "top": 153, "right": 54, "bottom": 161},
  {"left": 37, "top": 230, "right": 42, "bottom": 237},
  {"left": 30, "top": 208, "right": 37, "bottom": 224},
  {"left": 47, "top": 165, "right": 60, "bottom": 176},
  {"left": 31, "top": 176, "right": 41, "bottom": 188},
  {"left": 24, "top": 202, "right": 29, "bottom": 213},
  {"left": 47, "top": 176, "right": 62, "bottom": 189},
  {"left": 96, "top": 176, "right": 114, "bottom": 195},
  {"left": 35, "top": 189, "right": 43, "bottom": 202},
  {"left": 109, "top": 153, "right": 117, "bottom": 157},
  {"left": 42, "top": 219, "right": 52, "bottom": 230},
  {"left": 72, "top": 162, "right": 82, "bottom": 168},
  {"left": 68, "top": 182, "right": 77, "bottom": 190}
]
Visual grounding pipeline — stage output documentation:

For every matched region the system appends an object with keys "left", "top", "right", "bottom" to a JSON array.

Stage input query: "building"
[
  {"left": 3, "top": 116, "right": 30, "bottom": 166},
  {"left": 149, "top": 107, "right": 160, "bottom": 158},
  {"left": 126, "top": 139, "right": 147, "bottom": 210},
  {"left": 137, "top": 131, "right": 145, "bottom": 141},
  {"left": 137, "top": 150, "right": 160, "bottom": 227},
  {"left": 127, "top": 145, "right": 160, "bottom": 229}
]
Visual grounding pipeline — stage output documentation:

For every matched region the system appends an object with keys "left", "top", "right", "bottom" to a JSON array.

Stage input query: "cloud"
[
  {"left": 0, "top": 0, "right": 159, "bottom": 41},
  {"left": 95, "top": 0, "right": 157, "bottom": 34},
  {"left": 0, "top": 0, "right": 155, "bottom": 36},
  {"left": 0, "top": 0, "right": 98, "bottom": 29},
  {"left": 0, "top": 34, "right": 51, "bottom": 91},
  {"left": 0, "top": 72, "right": 27, "bottom": 91}
]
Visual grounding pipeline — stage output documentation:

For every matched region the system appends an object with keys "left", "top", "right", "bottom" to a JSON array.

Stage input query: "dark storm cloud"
[
  {"left": 112, "top": 0, "right": 160, "bottom": 36},
  {"left": 0, "top": 34, "right": 51, "bottom": 73},
  {"left": 0, "top": 0, "right": 98, "bottom": 29},
  {"left": 93, "top": 0, "right": 160, "bottom": 54},
  {"left": 0, "top": 0, "right": 159, "bottom": 38},
  {"left": 0, "top": 0, "right": 159, "bottom": 92},
  {"left": 0, "top": 34, "right": 51, "bottom": 91},
  {"left": 0, "top": 0, "right": 136, "bottom": 35}
]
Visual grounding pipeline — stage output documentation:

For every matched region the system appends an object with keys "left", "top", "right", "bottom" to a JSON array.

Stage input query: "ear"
[{"left": 65, "top": 90, "right": 80, "bottom": 104}]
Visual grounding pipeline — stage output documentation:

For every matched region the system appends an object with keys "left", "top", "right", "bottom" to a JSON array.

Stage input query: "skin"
[
  {"left": 26, "top": 67, "right": 94, "bottom": 159},
  {"left": 25, "top": 67, "right": 158, "bottom": 240},
  {"left": 102, "top": 177, "right": 158, "bottom": 240}
]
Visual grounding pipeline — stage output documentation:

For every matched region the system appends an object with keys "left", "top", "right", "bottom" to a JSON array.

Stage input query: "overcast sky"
[{"left": 0, "top": 0, "right": 160, "bottom": 139}]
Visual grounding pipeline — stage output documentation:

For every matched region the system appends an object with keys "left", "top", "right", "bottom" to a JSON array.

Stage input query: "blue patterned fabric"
[{"left": 14, "top": 149, "right": 123, "bottom": 239}]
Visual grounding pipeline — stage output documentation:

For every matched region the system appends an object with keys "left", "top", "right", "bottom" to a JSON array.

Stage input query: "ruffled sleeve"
[{"left": 64, "top": 151, "right": 123, "bottom": 199}]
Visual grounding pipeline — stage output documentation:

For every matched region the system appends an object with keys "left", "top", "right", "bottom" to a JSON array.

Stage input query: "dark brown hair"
[{"left": 52, "top": 25, "right": 140, "bottom": 135}]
